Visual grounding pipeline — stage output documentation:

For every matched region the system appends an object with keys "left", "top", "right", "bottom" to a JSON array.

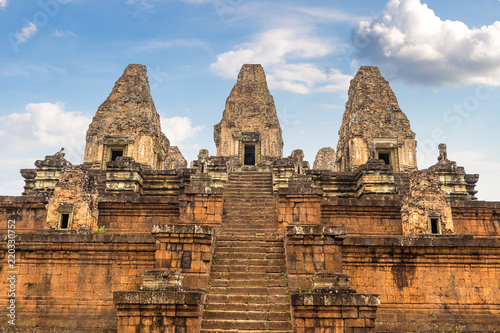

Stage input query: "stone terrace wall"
[
  {"left": 452, "top": 201, "right": 500, "bottom": 237},
  {"left": 97, "top": 197, "right": 180, "bottom": 234},
  {"left": 0, "top": 233, "right": 156, "bottom": 332},
  {"left": 321, "top": 198, "right": 403, "bottom": 237},
  {"left": 0, "top": 196, "right": 48, "bottom": 234},
  {"left": 342, "top": 237, "right": 500, "bottom": 332}
]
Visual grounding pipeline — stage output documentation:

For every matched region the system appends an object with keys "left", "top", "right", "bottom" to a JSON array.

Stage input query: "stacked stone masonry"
[{"left": 1, "top": 63, "right": 497, "bottom": 333}]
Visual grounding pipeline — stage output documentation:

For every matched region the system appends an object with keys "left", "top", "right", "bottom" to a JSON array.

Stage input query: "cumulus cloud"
[
  {"left": 14, "top": 21, "right": 38, "bottom": 44},
  {"left": 211, "top": 27, "right": 351, "bottom": 94},
  {"left": 0, "top": 102, "right": 91, "bottom": 163},
  {"left": 0, "top": 0, "right": 8, "bottom": 8},
  {"left": 161, "top": 116, "right": 204, "bottom": 145},
  {"left": 0, "top": 102, "right": 91, "bottom": 196},
  {"left": 53, "top": 30, "right": 76, "bottom": 37},
  {"left": 352, "top": 0, "right": 500, "bottom": 86}
]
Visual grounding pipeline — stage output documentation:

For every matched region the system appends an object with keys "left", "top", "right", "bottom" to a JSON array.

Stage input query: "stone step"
[
  {"left": 206, "top": 294, "right": 289, "bottom": 304},
  {"left": 205, "top": 302, "right": 289, "bottom": 312},
  {"left": 210, "top": 271, "right": 287, "bottom": 280},
  {"left": 213, "top": 258, "right": 286, "bottom": 267},
  {"left": 203, "top": 310, "right": 290, "bottom": 322},
  {"left": 214, "top": 246, "right": 285, "bottom": 254},
  {"left": 201, "top": 319, "right": 292, "bottom": 331},
  {"left": 211, "top": 265, "right": 286, "bottom": 273},
  {"left": 201, "top": 330, "right": 291, "bottom": 333},
  {"left": 223, "top": 201, "right": 276, "bottom": 207},
  {"left": 215, "top": 241, "right": 283, "bottom": 248},
  {"left": 209, "top": 278, "right": 287, "bottom": 288},
  {"left": 207, "top": 286, "right": 288, "bottom": 296},
  {"left": 214, "top": 252, "right": 284, "bottom": 260}
]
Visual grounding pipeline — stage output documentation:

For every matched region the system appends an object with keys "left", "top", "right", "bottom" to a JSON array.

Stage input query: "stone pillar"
[
  {"left": 284, "top": 226, "right": 346, "bottom": 290},
  {"left": 277, "top": 175, "right": 323, "bottom": 234},
  {"left": 291, "top": 273, "right": 380, "bottom": 333},
  {"left": 105, "top": 157, "right": 144, "bottom": 195},
  {"left": 355, "top": 159, "right": 396, "bottom": 199},
  {"left": 151, "top": 224, "right": 215, "bottom": 290},
  {"left": 179, "top": 177, "right": 223, "bottom": 228},
  {"left": 114, "top": 271, "right": 205, "bottom": 333}
]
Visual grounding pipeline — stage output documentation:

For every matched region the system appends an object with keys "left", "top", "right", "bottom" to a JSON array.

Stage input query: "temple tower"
[
  {"left": 83, "top": 64, "right": 169, "bottom": 170},
  {"left": 336, "top": 66, "right": 417, "bottom": 172},
  {"left": 214, "top": 64, "right": 283, "bottom": 165}
]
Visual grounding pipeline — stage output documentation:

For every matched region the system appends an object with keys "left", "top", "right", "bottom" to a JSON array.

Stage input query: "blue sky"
[{"left": 0, "top": 0, "right": 499, "bottom": 200}]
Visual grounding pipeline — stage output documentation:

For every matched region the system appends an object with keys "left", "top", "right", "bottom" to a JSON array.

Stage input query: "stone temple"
[{"left": 1, "top": 64, "right": 499, "bottom": 333}]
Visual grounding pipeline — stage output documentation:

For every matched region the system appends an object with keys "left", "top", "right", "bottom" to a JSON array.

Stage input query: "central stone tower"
[{"left": 214, "top": 64, "right": 284, "bottom": 165}]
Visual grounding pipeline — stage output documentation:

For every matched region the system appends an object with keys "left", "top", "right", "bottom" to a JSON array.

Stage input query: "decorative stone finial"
[{"left": 438, "top": 143, "right": 447, "bottom": 161}]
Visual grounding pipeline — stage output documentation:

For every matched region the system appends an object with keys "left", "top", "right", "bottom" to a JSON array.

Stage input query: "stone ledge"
[
  {"left": 99, "top": 196, "right": 179, "bottom": 204},
  {"left": 451, "top": 200, "right": 500, "bottom": 209},
  {"left": 1, "top": 232, "right": 155, "bottom": 244},
  {"left": 291, "top": 293, "right": 380, "bottom": 307},
  {"left": 113, "top": 290, "right": 204, "bottom": 305},
  {"left": 151, "top": 224, "right": 215, "bottom": 236},
  {"left": 322, "top": 198, "right": 401, "bottom": 207},
  {"left": 0, "top": 196, "right": 49, "bottom": 204},
  {"left": 344, "top": 235, "right": 500, "bottom": 247},
  {"left": 286, "top": 225, "right": 347, "bottom": 237}
]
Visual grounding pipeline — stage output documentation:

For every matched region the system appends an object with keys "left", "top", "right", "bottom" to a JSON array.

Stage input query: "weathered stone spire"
[
  {"left": 336, "top": 66, "right": 417, "bottom": 172},
  {"left": 84, "top": 64, "right": 169, "bottom": 170},
  {"left": 214, "top": 64, "right": 283, "bottom": 164}
]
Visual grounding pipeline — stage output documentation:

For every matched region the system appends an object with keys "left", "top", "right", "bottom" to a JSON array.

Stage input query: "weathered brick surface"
[
  {"left": 152, "top": 224, "right": 215, "bottom": 290},
  {"left": 321, "top": 199, "right": 403, "bottom": 236},
  {"left": 179, "top": 192, "right": 222, "bottom": 228},
  {"left": 97, "top": 197, "right": 180, "bottom": 233},
  {"left": 0, "top": 233, "right": 155, "bottom": 331},
  {"left": 452, "top": 201, "right": 500, "bottom": 237},
  {"left": 278, "top": 190, "right": 323, "bottom": 233},
  {"left": 343, "top": 237, "right": 500, "bottom": 332},
  {"left": 114, "top": 291, "right": 204, "bottom": 333},
  {"left": 0, "top": 196, "right": 47, "bottom": 233},
  {"left": 284, "top": 226, "right": 346, "bottom": 290}
]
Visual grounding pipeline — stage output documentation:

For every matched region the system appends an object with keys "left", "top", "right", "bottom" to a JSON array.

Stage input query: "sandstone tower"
[
  {"left": 214, "top": 64, "right": 284, "bottom": 165},
  {"left": 83, "top": 64, "right": 170, "bottom": 170},
  {"left": 10, "top": 64, "right": 496, "bottom": 333},
  {"left": 336, "top": 66, "right": 417, "bottom": 172}
]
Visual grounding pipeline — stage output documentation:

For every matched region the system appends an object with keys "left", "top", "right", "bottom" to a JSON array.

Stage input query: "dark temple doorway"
[{"left": 244, "top": 145, "right": 256, "bottom": 165}]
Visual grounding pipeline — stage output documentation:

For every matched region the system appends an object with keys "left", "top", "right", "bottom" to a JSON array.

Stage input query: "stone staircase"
[{"left": 201, "top": 172, "right": 292, "bottom": 333}]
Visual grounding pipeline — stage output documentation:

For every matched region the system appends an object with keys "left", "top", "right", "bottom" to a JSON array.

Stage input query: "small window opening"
[
  {"left": 430, "top": 218, "right": 440, "bottom": 234},
  {"left": 111, "top": 149, "right": 123, "bottom": 161},
  {"left": 378, "top": 152, "right": 391, "bottom": 165},
  {"left": 60, "top": 214, "right": 70, "bottom": 229}
]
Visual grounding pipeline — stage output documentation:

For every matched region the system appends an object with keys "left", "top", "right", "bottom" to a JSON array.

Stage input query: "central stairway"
[{"left": 201, "top": 172, "right": 292, "bottom": 332}]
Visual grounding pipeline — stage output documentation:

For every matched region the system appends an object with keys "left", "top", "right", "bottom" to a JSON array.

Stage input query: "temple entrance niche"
[
  {"left": 239, "top": 132, "right": 260, "bottom": 166},
  {"left": 244, "top": 144, "right": 256, "bottom": 165}
]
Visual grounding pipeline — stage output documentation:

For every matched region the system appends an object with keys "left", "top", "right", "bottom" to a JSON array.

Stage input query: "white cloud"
[
  {"left": 0, "top": 0, "right": 8, "bottom": 8},
  {"left": 14, "top": 21, "right": 38, "bottom": 44},
  {"left": 0, "top": 102, "right": 91, "bottom": 163},
  {"left": 53, "top": 30, "right": 76, "bottom": 37},
  {"left": 135, "top": 38, "right": 206, "bottom": 51},
  {"left": 210, "top": 28, "right": 351, "bottom": 94},
  {"left": 352, "top": 0, "right": 500, "bottom": 86},
  {"left": 161, "top": 116, "right": 204, "bottom": 145},
  {"left": 1, "top": 63, "right": 66, "bottom": 77}
]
